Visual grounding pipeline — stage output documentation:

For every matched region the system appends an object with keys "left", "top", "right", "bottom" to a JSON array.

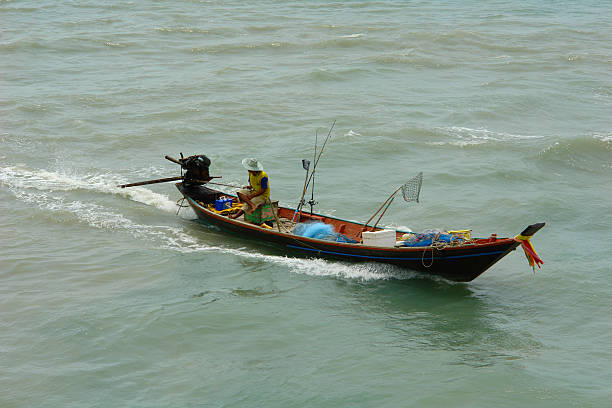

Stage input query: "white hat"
[{"left": 242, "top": 158, "right": 264, "bottom": 171}]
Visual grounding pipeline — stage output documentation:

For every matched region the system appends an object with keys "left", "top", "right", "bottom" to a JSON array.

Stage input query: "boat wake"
[
  {"left": 173, "top": 237, "right": 422, "bottom": 282},
  {"left": 0, "top": 164, "right": 180, "bottom": 213},
  {"left": 0, "top": 164, "right": 426, "bottom": 282}
]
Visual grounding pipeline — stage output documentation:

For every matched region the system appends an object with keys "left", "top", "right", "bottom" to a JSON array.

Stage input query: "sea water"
[{"left": 1, "top": 1, "right": 611, "bottom": 407}]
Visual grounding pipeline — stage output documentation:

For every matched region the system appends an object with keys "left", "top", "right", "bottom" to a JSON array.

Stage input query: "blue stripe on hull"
[{"left": 286, "top": 244, "right": 506, "bottom": 261}]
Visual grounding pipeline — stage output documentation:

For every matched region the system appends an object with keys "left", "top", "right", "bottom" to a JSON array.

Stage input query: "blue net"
[
  {"left": 401, "top": 229, "right": 464, "bottom": 247},
  {"left": 293, "top": 222, "right": 358, "bottom": 243},
  {"left": 293, "top": 222, "right": 334, "bottom": 239}
]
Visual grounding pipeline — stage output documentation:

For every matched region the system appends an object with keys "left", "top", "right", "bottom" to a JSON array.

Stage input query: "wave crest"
[{"left": 538, "top": 134, "right": 612, "bottom": 173}]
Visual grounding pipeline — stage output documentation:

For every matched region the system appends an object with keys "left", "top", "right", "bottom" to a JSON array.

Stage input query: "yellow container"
[{"left": 448, "top": 229, "right": 471, "bottom": 240}]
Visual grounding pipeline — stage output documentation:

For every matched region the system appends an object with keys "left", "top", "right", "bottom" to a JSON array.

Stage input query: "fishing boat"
[
  {"left": 173, "top": 184, "right": 544, "bottom": 283},
  {"left": 120, "top": 152, "right": 545, "bottom": 282}
]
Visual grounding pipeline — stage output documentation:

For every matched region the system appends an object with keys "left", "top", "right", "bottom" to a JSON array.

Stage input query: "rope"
[
  {"left": 269, "top": 200, "right": 293, "bottom": 233},
  {"left": 412, "top": 234, "right": 476, "bottom": 268},
  {"left": 176, "top": 197, "right": 188, "bottom": 215},
  {"left": 421, "top": 246, "right": 435, "bottom": 268}
]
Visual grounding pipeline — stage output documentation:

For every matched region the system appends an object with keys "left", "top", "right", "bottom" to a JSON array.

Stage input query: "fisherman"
[{"left": 230, "top": 158, "right": 270, "bottom": 219}]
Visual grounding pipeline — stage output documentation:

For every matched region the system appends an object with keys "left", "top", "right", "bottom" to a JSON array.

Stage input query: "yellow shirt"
[{"left": 248, "top": 170, "right": 270, "bottom": 201}]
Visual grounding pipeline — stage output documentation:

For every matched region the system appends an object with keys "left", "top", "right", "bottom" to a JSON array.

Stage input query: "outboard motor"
[
  {"left": 177, "top": 154, "right": 220, "bottom": 204},
  {"left": 181, "top": 154, "right": 211, "bottom": 184}
]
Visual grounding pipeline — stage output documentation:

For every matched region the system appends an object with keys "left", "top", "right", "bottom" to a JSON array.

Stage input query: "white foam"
[
  {"left": 169, "top": 238, "right": 418, "bottom": 282},
  {"left": 334, "top": 130, "right": 362, "bottom": 142},
  {"left": 593, "top": 133, "right": 612, "bottom": 143},
  {"left": 341, "top": 33, "right": 364, "bottom": 38},
  {"left": 0, "top": 165, "right": 179, "bottom": 213},
  {"left": 8, "top": 185, "right": 146, "bottom": 233},
  {"left": 382, "top": 223, "right": 412, "bottom": 232},
  {"left": 433, "top": 126, "right": 544, "bottom": 146}
]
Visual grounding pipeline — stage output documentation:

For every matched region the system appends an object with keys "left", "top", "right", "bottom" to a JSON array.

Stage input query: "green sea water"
[{"left": 1, "top": 1, "right": 611, "bottom": 407}]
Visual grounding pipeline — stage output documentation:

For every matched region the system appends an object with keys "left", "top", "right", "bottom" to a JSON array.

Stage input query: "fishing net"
[
  {"left": 293, "top": 222, "right": 334, "bottom": 239},
  {"left": 400, "top": 172, "right": 423, "bottom": 203},
  {"left": 293, "top": 221, "right": 358, "bottom": 243},
  {"left": 400, "top": 229, "right": 464, "bottom": 247}
]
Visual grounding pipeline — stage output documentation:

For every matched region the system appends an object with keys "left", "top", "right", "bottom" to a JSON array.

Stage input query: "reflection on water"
[{"left": 335, "top": 278, "right": 542, "bottom": 368}]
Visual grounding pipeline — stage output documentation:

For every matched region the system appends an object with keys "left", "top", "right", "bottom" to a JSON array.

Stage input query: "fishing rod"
[
  {"left": 309, "top": 130, "right": 318, "bottom": 215},
  {"left": 292, "top": 120, "right": 336, "bottom": 222},
  {"left": 292, "top": 159, "right": 312, "bottom": 223},
  {"left": 303, "top": 121, "right": 335, "bottom": 198},
  {"left": 206, "top": 181, "right": 242, "bottom": 189},
  {"left": 294, "top": 159, "right": 311, "bottom": 216}
]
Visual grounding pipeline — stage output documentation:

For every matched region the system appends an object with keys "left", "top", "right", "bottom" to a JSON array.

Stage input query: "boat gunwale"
[{"left": 184, "top": 192, "right": 517, "bottom": 254}]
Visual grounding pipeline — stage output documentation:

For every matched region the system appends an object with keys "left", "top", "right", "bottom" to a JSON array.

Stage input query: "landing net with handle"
[
  {"left": 365, "top": 172, "right": 423, "bottom": 231},
  {"left": 400, "top": 171, "right": 423, "bottom": 203}
]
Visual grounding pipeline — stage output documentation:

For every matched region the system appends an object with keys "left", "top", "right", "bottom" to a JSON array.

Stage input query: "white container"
[{"left": 362, "top": 229, "right": 397, "bottom": 247}]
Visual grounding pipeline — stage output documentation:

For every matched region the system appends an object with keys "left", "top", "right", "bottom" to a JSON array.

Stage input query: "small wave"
[
  {"left": 61, "top": 18, "right": 120, "bottom": 27},
  {"left": 368, "top": 48, "right": 459, "bottom": 69},
  {"left": 593, "top": 133, "right": 612, "bottom": 143},
  {"left": 245, "top": 25, "right": 282, "bottom": 33},
  {"left": 0, "top": 38, "right": 45, "bottom": 52},
  {"left": 430, "top": 126, "right": 544, "bottom": 147},
  {"left": 155, "top": 27, "right": 215, "bottom": 35},
  {"left": 307, "top": 67, "right": 371, "bottom": 82},
  {"left": 190, "top": 41, "right": 292, "bottom": 54},
  {"left": 341, "top": 33, "right": 364, "bottom": 39},
  {"left": 538, "top": 134, "right": 612, "bottom": 173},
  {"left": 189, "top": 34, "right": 382, "bottom": 56},
  {"left": 0, "top": 6, "right": 38, "bottom": 12},
  {"left": 343, "top": 130, "right": 362, "bottom": 139},
  {"left": 313, "top": 36, "right": 390, "bottom": 50}
]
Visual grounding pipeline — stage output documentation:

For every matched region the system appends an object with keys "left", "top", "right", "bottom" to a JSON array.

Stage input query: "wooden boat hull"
[{"left": 176, "top": 183, "right": 533, "bottom": 282}]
